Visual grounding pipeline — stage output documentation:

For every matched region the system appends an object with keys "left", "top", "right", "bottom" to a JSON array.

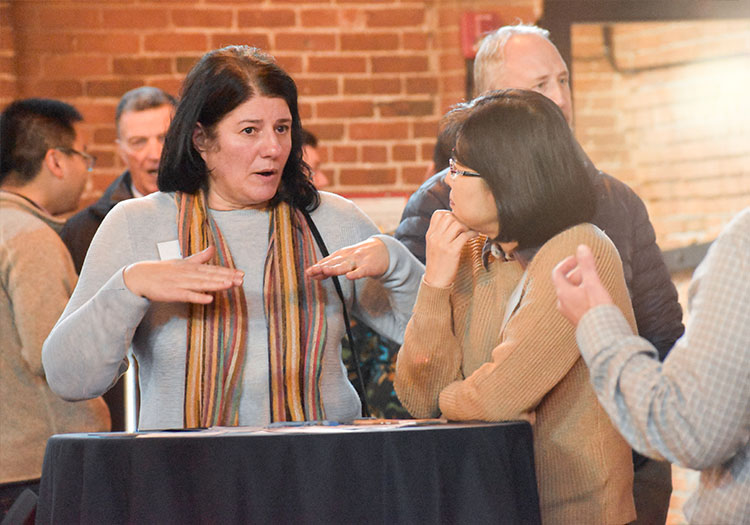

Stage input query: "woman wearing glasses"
[{"left": 393, "top": 90, "right": 637, "bottom": 524}]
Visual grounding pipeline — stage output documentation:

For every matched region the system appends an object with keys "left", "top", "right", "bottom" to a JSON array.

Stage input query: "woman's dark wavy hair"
[
  {"left": 158, "top": 46, "right": 319, "bottom": 211},
  {"left": 454, "top": 89, "right": 596, "bottom": 251}
]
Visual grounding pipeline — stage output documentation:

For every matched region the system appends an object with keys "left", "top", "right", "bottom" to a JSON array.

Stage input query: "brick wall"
[
  {"left": 0, "top": 0, "right": 15, "bottom": 106},
  {"left": 572, "top": 20, "right": 750, "bottom": 250},
  {"left": 3, "top": 0, "right": 539, "bottom": 203}
]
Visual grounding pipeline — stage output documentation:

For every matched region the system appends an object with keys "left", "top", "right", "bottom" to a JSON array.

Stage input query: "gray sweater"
[{"left": 42, "top": 191, "right": 423, "bottom": 430}]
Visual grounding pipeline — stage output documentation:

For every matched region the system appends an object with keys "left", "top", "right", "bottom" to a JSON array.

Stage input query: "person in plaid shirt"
[{"left": 553, "top": 208, "right": 750, "bottom": 525}]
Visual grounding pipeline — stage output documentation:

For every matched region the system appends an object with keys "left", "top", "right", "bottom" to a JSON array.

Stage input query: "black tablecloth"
[{"left": 36, "top": 422, "right": 540, "bottom": 524}]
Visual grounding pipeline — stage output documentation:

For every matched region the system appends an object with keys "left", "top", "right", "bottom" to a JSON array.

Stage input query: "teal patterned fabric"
[{"left": 342, "top": 320, "right": 410, "bottom": 419}]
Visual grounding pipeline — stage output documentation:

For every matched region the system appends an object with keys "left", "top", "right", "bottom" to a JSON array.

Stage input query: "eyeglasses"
[
  {"left": 56, "top": 147, "right": 97, "bottom": 172},
  {"left": 449, "top": 158, "right": 481, "bottom": 180}
]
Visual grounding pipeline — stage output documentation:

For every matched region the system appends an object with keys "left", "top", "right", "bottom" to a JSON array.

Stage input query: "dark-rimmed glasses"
[
  {"left": 449, "top": 158, "right": 481, "bottom": 180},
  {"left": 56, "top": 147, "right": 97, "bottom": 172}
]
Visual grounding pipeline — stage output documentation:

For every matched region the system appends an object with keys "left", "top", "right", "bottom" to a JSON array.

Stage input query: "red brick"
[
  {"left": 344, "top": 77, "right": 401, "bottom": 95},
  {"left": 306, "top": 124, "right": 344, "bottom": 141},
  {"left": 28, "top": 79, "right": 84, "bottom": 98},
  {"left": 378, "top": 99, "right": 434, "bottom": 118},
  {"left": 333, "top": 146, "right": 357, "bottom": 162},
  {"left": 341, "top": 33, "right": 399, "bottom": 51},
  {"left": 172, "top": 8, "right": 233, "bottom": 28},
  {"left": 114, "top": 57, "right": 172, "bottom": 76},
  {"left": 372, "top": 56, "right": 429, "bottom": 73},
  {"left": 0, "top": 30, "right": 13, "bottom": 50},
  {"left": 16, "top": 32, "right": 76, "bottom": 53},
  {"left": 406, "top": 77, "right": 438, "bottom": 95},
  {"left": 44, "top": 55, "right": 110, "bottom": 78},
  {"left": 102, "top": 9, "right": 169, "bottom": 29},
  {"left": 266, "top": 0, "right": 324, "bottom": 3},
  {"left": 273, "top": 55, "right": 303, "bottom": 75},
  {"left": 0, "top": 79, "right": 17, "bottom": 100},
  {"left": 211, "top": 33, "right": 270, "bottom": 51},
  {"left": 299, "top": 102, "right": 312, "bottom": 120},
  {"left": 144, "top": 33, "right": 208, "bottom": 53},
  {"left": 420, "top": 142, "right": 434, "bottom": 161},
  {"left": 94, "top": 127, "right": 118, "bottom": 143},
  {"left": 75, "top": 33, "right": 140, "bottom": 54},
  {"left": 393, "top": 144, "right": 417, "bottom": 162},
  {"left": 309, "top": 56, "right": 367, "bottom": 74},
  {"left": 295, "top": 77, "right": 339, "bottom": 97},
  {"left": 365, "top": 9, "right": 424, "bottom": 28},
  {"left": 339, "top": 168, "right": 396, "bottom": 186},
  {"left": 275, "top": 32, "right": 336, "bottom": 52},
  {"left": 76, "top": 103, "right": 118, "bottom": 125},
  {"left": 176, "top": 56, "right": 202, "bottom": 74},
  {"left": 300, "top": 9, "right": 339, "bottom": 28},
  {"left": 317, "top": 101, "right": 373, "bottom": 119},
  {"left": 403, "top": 165, "right": 430, "bottom": 185},
  {"left": 89, "top": 150, "right": 116, "bottom": 169},
  {"left": 149, "top": 79, "right": 183, "bottom": 99},
  {"left": 362, "top": 145, "right": 387, "bottom": 163},
  {"left": 350, "top": 122, "right": 408, "bottom": 140},
  {"left": 403, "top": 32, "right": 429, "bottom": 50},
  {"left": 413, "top": 120, "right": 439, "bottom": 139},
  {"left": 0, "top": 56, "right": 13, "bottom": 75},
  {"left": 238, "top": 9, "right": 296, "bottom": 28},
  {"left": 439, "top": 53, "right": 464, "bottom": 71},
  {"left": 14, "top": 55, "right": 42, "bottom": 80},
  {"left": 38, "top": 7, "right": 100, "bottom": 30},
  {"left": 86, "top": 79, "right": 145, "bottom": 98}
]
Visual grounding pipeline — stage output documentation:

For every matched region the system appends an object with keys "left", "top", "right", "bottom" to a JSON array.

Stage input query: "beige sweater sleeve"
[
  {"left": 437, "top": 225, "right": 633, "bottom": 421},
  {"left": 394, "top": 278, "right": 464, "bottom": 418}
]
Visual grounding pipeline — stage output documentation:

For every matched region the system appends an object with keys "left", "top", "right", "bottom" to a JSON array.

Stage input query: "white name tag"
[{"left": 157, "top": 240, "right": 181, "bottom": 261}]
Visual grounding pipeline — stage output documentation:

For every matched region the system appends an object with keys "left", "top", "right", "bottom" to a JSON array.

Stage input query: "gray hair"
[
  {"left": 115, "top": 86, "right": 177, "bottom": 135},
  {"left": 473, "top": 24, "right": 551, "bottom": 96}
]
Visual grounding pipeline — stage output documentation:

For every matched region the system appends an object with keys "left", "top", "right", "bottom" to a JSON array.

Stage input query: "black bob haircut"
[
  {"left": 454, "top": 88, "right": 596, "bottom": 251},
  {"left": 158, "top": 46, "right": 318, "bottom": 212}
]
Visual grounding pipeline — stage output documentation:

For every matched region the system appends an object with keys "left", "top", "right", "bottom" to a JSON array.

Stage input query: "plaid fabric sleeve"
[{"left": 576, "top": 209, "right": 750, "bottom": 523}]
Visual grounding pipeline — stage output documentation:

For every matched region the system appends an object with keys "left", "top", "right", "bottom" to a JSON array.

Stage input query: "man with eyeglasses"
[
  {"left": 0, "top": 98, "right": 110, "bottom": 517},
  {"left": 394, "top": 24, "right": 684, "bottom": 524},
  {"left": 61, "top": 86, "right": 177, "bottom": 275},
  {"left": 58, "top": 87, "right": 176, "bottom": 433}
]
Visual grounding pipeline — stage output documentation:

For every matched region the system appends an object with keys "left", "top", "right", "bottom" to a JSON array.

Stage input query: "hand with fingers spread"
[
  {"left": 306, "top": 237, "right": 389, "bottom": 281},
  {"left": 424, "top": 210, "right": 479, "bottom": 288},
  {"left": 552, "top": 244, "right": 614, "bottom": 326},
  {"left": 123, "top": 245, "right": 244, "bottom": 304}
]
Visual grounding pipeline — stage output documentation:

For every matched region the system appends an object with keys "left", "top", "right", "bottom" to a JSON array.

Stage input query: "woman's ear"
[{"left": 192, "top": 124, "right": 208, "bottom": 155}]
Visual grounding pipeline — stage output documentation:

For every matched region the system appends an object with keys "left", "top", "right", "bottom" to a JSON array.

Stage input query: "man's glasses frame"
[
  {"left": 56, "top": 147, "right": 96, "bottom": 172},
  {"left": 448, "top": 158, "right": 481, "bottom": 180}
]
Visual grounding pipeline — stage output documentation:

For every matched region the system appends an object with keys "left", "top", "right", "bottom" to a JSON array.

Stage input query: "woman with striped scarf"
[{"left": 42, "top": 46, "right": 423, "bottom": 430}]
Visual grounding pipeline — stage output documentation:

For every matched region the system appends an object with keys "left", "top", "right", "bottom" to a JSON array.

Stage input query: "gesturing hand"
[
  {"left": 551, "top": 244, "right": 614, "bottom": 326},
  {"left": 306, "top": 237, "right": 389, "bottom": 281},
  {"left": 123, "top": 245, "right": 244, "bottom": 304},
  {"left": 424, "top": 210, "right": 479, "bottom": 288}
]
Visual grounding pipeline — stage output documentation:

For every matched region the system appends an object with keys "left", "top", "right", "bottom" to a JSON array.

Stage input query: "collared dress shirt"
[{"left": 576, "top": 208, "right": 750, "bottom": 525}]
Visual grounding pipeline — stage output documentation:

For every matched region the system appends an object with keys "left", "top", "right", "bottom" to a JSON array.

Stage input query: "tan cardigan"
[
  {"left": 0, "top": 192, "right": 110, "bottom": 483},
  {"left": 395, "top": 223, "right": 636, "bottom": 524}
]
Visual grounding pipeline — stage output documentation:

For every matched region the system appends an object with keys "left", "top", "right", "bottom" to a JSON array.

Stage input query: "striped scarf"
[{"left": 176, "top": 191, "right": 327, "bottom": 427}]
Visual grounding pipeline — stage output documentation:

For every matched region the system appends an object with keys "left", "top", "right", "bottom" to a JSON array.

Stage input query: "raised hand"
[
  {"left": 551, "top": 244, "right": 614, "bottom": 325},
  {"left": 306, "top": 237, "right": 389, "bottom": 281},
  {"left": 123, "top": 245, "right": 244, "bottom": 304},
  {"left": 424, "top": 210, "right": 479, "bottom": 288}
]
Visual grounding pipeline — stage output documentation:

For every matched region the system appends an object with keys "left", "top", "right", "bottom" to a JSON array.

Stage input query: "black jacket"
[
  {"left": 60, "top": 171, "right": 135, "bottom": 274},
  {"left": 394, "top": 165, "right": 684, "bottom": 361}
]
